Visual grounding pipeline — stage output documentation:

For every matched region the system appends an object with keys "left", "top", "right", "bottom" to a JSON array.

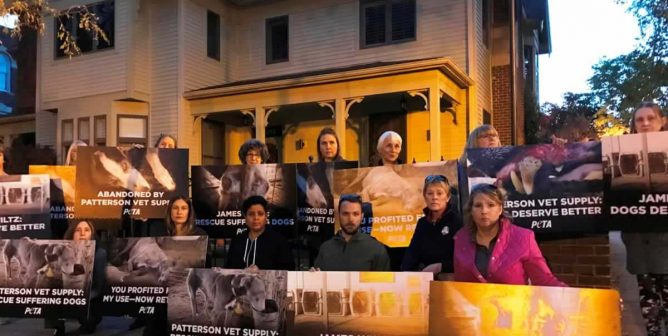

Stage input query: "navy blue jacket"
[{"left": 401, "top": 207, "right": 462, "bottom": 272}]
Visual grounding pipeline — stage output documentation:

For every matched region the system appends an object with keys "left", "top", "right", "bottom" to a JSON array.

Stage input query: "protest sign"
[
  {"left": 192, "top": 164, "right": 297, "bottom": 239},
  {"left": 466, "top": 142, "right": 604, "bottom": 232},
  {"left": 75, "top": 147, "right": 189, "bottom": 219},
  {"left": 0, "top": 239, "right": 94, "bottom": 318}
]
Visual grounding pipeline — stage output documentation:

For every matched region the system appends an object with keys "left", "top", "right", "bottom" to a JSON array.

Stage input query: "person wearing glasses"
[
  {"left": 226, "top": 195, "right": 294, "bottom": 271},
  {"left": 401, "top": 175, "right": 462, "bottom": 277},
  {"left": 313, "top": 194, "right": 390, "bottom": 271},
  {"left": 453, "top": 183, "right": 565, "bottom": 286},
  {"left": 239, "top": 139, "right": 270, "bottom": 165}
]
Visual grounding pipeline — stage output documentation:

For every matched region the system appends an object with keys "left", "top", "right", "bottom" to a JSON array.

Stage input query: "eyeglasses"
[
  {"left": 424, "top": 174, "right": 449, "bottom": 185},
  {"left": 477, "top": 133, "right": 499, "bottom": 140}
]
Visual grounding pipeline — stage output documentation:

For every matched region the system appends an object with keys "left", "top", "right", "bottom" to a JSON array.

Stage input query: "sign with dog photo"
[
  {"left": 191, "top": 164, "right": 297, "bottom": 239},
  {"left": 74, "top": 146, "right": 189, "bottom": 220},
  {"left": 466, "top": 142, "right": 604, "bottom": 233},
  {"left": 331, "top": 162, "right": 459, "bottom": 248},
  {"left": 602, "top": 132, "right": 668, "bottom": 230},
  {"left": 168, "top": 268, "right": 288, "bottom": 336},
  {"left": 296, "top": 161, "right": 358, "bottom": 237},
  {"left": 287, "top": 271, "right": 432, "bottom": 336},
  {"left": 0, "top": 174, "right": 52, "bottom": 239},
  {"left": 29, "top": 165, "right": 76, "bottom": 237},
  {"left": 101, "top": 236, "right": 207, "bottom": 316},
  {"left": 0, "top": 238, "right": 94, "bottom": 318}
]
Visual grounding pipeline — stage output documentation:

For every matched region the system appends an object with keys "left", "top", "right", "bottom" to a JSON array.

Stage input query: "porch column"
[
  {"left": 254, "top": 106, "right": 266, "bottom": 142},
  {"left": 335, "top": 98, "right": 347, "bottom": 158},
  {"left": 429, "top": 88, "right": 441, "bottom": 161}
]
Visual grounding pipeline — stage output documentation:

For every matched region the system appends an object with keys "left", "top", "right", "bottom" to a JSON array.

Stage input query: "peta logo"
[{"left": 441, "top": 226, "right": 449, "bottom": 236}]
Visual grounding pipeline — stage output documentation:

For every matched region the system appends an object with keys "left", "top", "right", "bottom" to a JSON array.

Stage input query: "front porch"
[{"left": 185, "top": 58, "right": 475, "bottom": 166}]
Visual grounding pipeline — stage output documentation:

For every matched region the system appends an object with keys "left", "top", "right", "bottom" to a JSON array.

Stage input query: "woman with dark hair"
[
  {"left": 226, "top": 196, "right": 294, "bottom": 271},
  {"left": 317, "top": 127, "right": 343, "bottom": 162},
  {"left": 401, "top": 175, "right": 462, "bottom": 276},
  {"left": 154, "top": 134, "right": 177, "bottom": 149},
  {"left": 238, "top": 139, "right": 270, "bottom": 165},
  {"left": 453, "top": 184, "right": 565, "bottom": 286},
  {"left": 621, "top": 102, "right": 667, "bottom": 336},
  {"left": 164, "top": 195, "right": 207, "bottom": 236},
  {"left": 65, "top": 220, "right": 106, "bottom": 334}
]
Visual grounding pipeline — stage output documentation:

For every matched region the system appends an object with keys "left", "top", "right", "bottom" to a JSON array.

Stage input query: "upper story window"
[
  {"left": 55, "top": 0, "right": 115, "bottom": 58},
  {"left": 0, "top": 51, "right": 12, "bottom": 92},
  {"left": 266, "top": 15, "right": 289, "bottom": 64},
  {"left": 207, "top": 10, "right": 221, "bottom": 61},
  {"left": 360, "top": 0, "right": 416, "bottom": 48}
]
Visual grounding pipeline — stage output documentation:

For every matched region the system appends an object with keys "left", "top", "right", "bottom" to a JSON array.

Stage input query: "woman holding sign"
[
  {"left": 453, "top": 183, "right": 565, "bottom": 286},
  {"left": 621, "top": 102, "right": 667, "bottom": 336},
  {"left": 402, "top": 175, "right": 462, "bottom": 276},
  {"left": 317, "top": 127, "right": 344, "bottom": 162},
  {"left": 165, "top": 196, "right": 207, "bottom": 237},
  {"left": 226, "top": 195, "right": 294, "bottom": 271},
  {"left": 65, "top": 220, "right": 106, "bottom": 334}
]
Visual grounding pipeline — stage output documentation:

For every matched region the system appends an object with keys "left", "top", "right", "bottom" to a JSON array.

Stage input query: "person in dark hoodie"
[
  {"left": 401, "top": 175, "right": 462, "bottom": 276},
  {"left": 314, "top": 194, "right": 390, "bottom": 271},
  {"left": 226, "top": 195, "right": 294, "bottom": 271}
]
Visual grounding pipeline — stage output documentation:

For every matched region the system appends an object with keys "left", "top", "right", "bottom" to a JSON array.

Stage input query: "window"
[
  {"left": 78, "top": 117, "right": 90, "bottom": 142},
  {"left": 55, "top": 0, "right": 115, "bottom": 58},
  {"left": 62, "top": 119, "right": 73, "bottom": 163},
  {"left": 266, "top": 16, "right": 289, "bottom": 64},
  {"left": 361, "top": 0, "right": 416, "bottom": 48},
  {"left": 117, "top": 115, "right": 147, "bottom": 146},
  {"left": 207, "top": 10, "right": 220, "bottom": 60},
  {"left": 94, "top": 115, "right": 107, "bottom": 146},
  {"left": 0, "top": 52, "right": 11, "bottom": 92},
  {"left": 483, "top": 110, "right": 491, "bottom": 125}
]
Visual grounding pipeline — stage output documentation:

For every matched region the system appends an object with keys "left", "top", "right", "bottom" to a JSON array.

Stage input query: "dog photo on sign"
[
  {"left": 105, "top": 236, "right": 207, "bottom": 287},
  {"left": 1, "top": 238, "right": 93, "bottom": 289},
  {"left": 168, "top": 268, "right": 288, "bottom": 334}
]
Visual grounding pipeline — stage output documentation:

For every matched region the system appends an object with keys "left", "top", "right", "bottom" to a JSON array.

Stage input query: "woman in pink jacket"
[{"left": 454, "top": 183, "right": 566, "bottom": 286}]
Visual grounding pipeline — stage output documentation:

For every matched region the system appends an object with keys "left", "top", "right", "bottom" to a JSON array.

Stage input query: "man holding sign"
[{"left": 314, "top": 194, "right": 390, "bottom": 271}]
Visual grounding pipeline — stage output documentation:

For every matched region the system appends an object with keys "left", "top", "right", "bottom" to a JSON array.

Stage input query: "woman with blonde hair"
[
  {"left": 65, "top": 140, "right": 88, "bottom": 166},
  {"left": 453, "top": 183, "right": 565, "bottom": 286}
]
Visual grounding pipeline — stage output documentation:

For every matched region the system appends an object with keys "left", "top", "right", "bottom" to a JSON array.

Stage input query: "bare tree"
[{"left": 0, "top": 0, "right": 108, "bottom": 57}]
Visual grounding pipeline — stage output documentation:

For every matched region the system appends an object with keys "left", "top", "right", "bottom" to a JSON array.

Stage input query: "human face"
[
  {"left": 171, "top": 199, "right": 190, "bottom": 227},
  {"left": 424, "top": 184, "right": 450, "bottom": 213},
  {"left": 339, "top": 200, "right": 363, "bottom": 236},
  {"left": 69, "top": 146, "right": 78, "bottom": 165},
  {"left": 319, "top": 134, "right": 338, "bottom": 161},
  {"left": 471, "top": 193, "right": 503, "bottom": 231},
  {"left": 476, "top": 131, "right": 500, "bottom": 148},
  {"left": 380, "top": 138, "right": 401, "bottom": 165},
  {"left": 245, "top": 148, "right": 262, "bottom": 165},
  {"left": 158, "top": 136, "right": 176, "bottom": 149},
  {"left": 245, "top": 204, "right": 267, "bottom": 233},
  {"left": 634, "top": 107, "right": 664, "bottom": 134},
  {"left": 73, "top": 221, "right": 92, "bottom": 241}
]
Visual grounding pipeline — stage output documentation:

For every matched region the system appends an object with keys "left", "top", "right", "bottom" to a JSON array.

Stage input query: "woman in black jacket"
[
  {"left": 401, "top": 175, "right": 462, "bottom": 276},
  {"left": 226, "top": 196, "right": 294, "bottom": 271}
]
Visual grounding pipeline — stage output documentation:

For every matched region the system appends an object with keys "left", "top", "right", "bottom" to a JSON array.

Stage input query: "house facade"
[{"left": 36, "top": 0, "right": 550, "bottom": 165}]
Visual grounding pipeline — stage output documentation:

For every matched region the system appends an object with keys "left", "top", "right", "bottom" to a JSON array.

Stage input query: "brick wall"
[
  {"left": 538, "top": 234, "right": 612, "bottom": 288},
  {"left": 492, "top": 65, "right": 512, "bottom": 145}
]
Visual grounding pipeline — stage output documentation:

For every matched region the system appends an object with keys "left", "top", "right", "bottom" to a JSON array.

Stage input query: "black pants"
[{"left": 637, "top": 273, "right": 668, "bottom": 336}]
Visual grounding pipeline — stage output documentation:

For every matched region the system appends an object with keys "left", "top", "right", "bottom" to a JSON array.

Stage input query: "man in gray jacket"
[{"left": 314, "top": 194, "right": 390, "bottom": 271}]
